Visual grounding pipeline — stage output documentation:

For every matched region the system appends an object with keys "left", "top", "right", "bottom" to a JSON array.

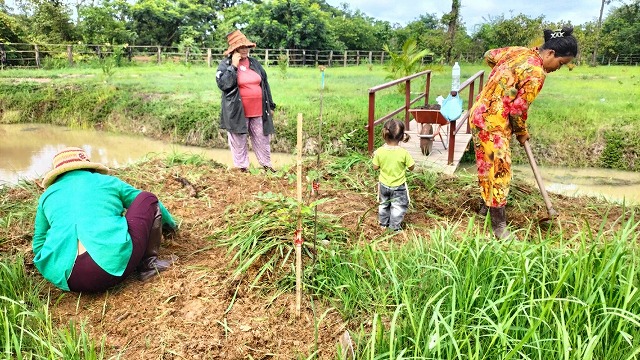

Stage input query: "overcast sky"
[{"left": 324, "top": 0, "right": 632, "bottom": 33}]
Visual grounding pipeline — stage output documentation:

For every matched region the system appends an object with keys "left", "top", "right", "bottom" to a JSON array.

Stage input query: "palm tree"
[{"left": 591, "top": 0, "right": 613, "bottom": 66}]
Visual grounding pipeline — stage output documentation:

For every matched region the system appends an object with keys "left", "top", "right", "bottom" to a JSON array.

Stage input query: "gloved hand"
[
  {"left": 516, "top": 133, "right": 530, "bottom": 146},
  {"left": 162, "top": 223, "right": 178, "bottom": 237}
]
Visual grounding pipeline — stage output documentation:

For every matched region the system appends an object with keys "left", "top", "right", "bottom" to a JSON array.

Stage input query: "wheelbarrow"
[{"left": 408, "top": 108, "right": 449, "bottom": 156}]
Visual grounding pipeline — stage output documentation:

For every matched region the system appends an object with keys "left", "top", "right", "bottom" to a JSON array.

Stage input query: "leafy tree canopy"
[
  {"left": 77, "top": 0, "right": 135, "bottom": 45},
  {"left": 472, "top": 13, "right": 544, "bottom": 49},
  {"left": 601, "top": 0, "right": 640, "bottom": 55},
  {"left": 0, "top": 10, "right": 27, "bottom": 43},
  {"left": 242, "top": 0, "right": 333, "bottom": 49},
  {"left": 0, "top": 0, "right": 637, "bottom": 66},
  {"left": 12, "top": 0, "right": 76, "bottom": 43}
]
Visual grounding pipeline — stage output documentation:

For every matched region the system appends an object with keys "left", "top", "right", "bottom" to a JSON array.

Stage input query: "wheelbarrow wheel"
[
  {"left": 419, "top": 124, "right": 434, "bottom": 156},
  {"left": 421, "top": 139, "right": 434, "bottom": 156}
]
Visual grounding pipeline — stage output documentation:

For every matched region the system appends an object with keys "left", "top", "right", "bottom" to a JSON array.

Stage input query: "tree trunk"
[
  {"left": 591, "top": 0, "right": 609, "bottom": 66},
  {"left": 445, "top": 0, "right": 460, "bottom": 64}
]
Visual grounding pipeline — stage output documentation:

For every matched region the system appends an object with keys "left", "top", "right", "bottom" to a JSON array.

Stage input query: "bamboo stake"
[
  {"left": 313, "top": 66, "right": 326, "bottom": 264},
  {"left": 295, "top": 113, "right": 303, "bottom": 317}
]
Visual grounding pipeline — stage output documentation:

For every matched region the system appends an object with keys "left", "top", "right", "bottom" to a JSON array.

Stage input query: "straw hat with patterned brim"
[
  {"left": 223, "top": 30, "right": 256, "bottom": 56},
  {"left": 42, "top": 147, "right": 109, "bottom": 189}
]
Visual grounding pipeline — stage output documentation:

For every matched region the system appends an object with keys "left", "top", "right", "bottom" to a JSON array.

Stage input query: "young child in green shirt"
[{"left": 372, "top": 120, "right": 416, "bottom": 231}]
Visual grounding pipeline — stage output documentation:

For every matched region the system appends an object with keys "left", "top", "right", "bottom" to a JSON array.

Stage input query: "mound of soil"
[
  {"left": 415, "top": 103, "right": 441, "bottom": 110},
  {"left": 1, "top": 159, "right": 632, "bottom": 359}
]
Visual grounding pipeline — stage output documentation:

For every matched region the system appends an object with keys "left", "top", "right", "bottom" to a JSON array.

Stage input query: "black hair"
[
  {"left": 540, "top": 26, "right": 578, "bottom": 57},
  {"left": 382, "top": 119, "right": 410, "bottom": 143}
]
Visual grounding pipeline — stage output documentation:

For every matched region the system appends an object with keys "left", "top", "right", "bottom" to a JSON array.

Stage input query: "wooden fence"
[
  {"left": 0, "top": 43, "right": 441, "bottom": 69},
  {"left": 0, "top": 43, "right": 497, "bottom": 69},
  {"left": 1, "top": 42, "right": 638, "bottom": 69}
]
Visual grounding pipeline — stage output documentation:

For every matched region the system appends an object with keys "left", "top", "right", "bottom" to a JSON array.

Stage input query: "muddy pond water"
[
  {"left": 0, "top": 124, "right": 295, "bottom": 186},
  {"left": 1, "top": 124, "right": 639, "bottom": 205}
]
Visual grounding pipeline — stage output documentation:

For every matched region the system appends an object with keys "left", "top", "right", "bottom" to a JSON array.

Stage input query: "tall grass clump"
[
  {"left": 322, "top": 152, "right": 376, "bottom": 193},
  {"left": 0, "top": 257, "right": 105, "bottom": 359},
  {"left": 309, "top": 213, "right": 640, "bottom": 358},
  {"left": 0, "top": 183, "right": 39, "bottom": 247},
  {"left": 212, "top": 192, "right": 350, "bottom": 288}
]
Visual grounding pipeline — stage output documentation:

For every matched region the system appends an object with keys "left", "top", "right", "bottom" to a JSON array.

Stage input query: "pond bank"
[
  {"left": 2, "top": 123, "right": 639, "bottom": 205},
  {"left": 1, "top": 65, "right": 639, "bottom": 171}
]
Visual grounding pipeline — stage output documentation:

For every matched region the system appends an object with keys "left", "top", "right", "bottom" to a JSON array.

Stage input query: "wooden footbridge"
[
  {"left": 366, "top": 69, "right": 484, "bottom": 174},
  {"left": 402, "top": 118, "right": 473, "bottom": 174}
]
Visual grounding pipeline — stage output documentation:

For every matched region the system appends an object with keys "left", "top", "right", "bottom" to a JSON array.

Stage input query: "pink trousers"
[{"left": 227, "top": 116, "right": 272, "bottom": 169}]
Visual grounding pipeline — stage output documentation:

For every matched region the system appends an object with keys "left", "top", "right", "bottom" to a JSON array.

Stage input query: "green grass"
[
  {"left": 0, "top": 183, "right": 40, "bottom": 246},
  {"left": 198, "top": 152, "right": 640, "bottom": 358},
  {"left": 0, "top": 61, "right": 638, "bottom": 357},
  {"left": 0, "top": 257, "right": 106, "bottom": 359},
  {"left": 204, "top": 152, "right": 640, "bottom": 358},
  {"left": 308, "top": 214, "right": 640, "bottom": 359},
  {"left": 1, "top": 62, "right": 639, "bottom": 169}
]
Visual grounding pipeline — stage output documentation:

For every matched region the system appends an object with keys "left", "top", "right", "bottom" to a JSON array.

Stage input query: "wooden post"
[
  {"left": 381, "top": 51, "right": 385, "bottom": 64},
  {"left": 34, "top": 45, "right": 40, "bottom": 68},
  {"left": 368, "top": 51, "right": 372, "bottom": 65},
  {"left": 185, "top": 47, "right": 190, "bottom": 64},
  {"left": 368, "top": 92, "right": 375, "bottom": 153},
  {"left": 157, "top": 46, "right": 161, "bottom": 64},
  {"left": 295, "top": 113, "right": 303, "bottom": 317},
  {"left": 329, "top": 50, "right": 333, "bottom": 67},
  {"left": 302, "top": 49, "right": 306, "bottom": 66},
  {"left": 67, "top": 45, "right": 73, "bottom": 66},
  {"left": 356, "top": 50, "right": 360, "bottom": 66},
  {"left": 207, "top": 48, "right": 212, "bottom": 67},
  {"left": 343, "top": 50, "right": 347, "bottom": 67},
  {"left": 404, "top": 79, "right": 411, "bottom": 129},
  {"left": 265, "top": 49, "right": 269, "bottom": 66},
  {"left": 0, "top": 43, "right": 6, "bottom": 68}
]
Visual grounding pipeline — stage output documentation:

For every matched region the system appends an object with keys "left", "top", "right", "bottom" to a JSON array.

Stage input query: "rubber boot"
[
  {"left": 489, "top": 206, "right": 511, "bottom": 240},
  {"left": 138, "top": 206, "right": 177, "bottom": 281},
  {"left": 478, "top": 199, "right": 488, "bottom": 217}
]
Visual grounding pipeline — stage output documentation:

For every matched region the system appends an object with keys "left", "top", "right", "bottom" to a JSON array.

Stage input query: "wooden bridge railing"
[
  {"left": 366, "top": 70, "right": 432, "bottom": 153},
  {"left": 366, "top": 69, "right": 485, "bottom": 165}
]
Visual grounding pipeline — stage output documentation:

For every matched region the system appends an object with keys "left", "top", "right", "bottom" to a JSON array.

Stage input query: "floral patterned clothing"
[{"left": 469, "top": 46, "right": 546, "bottom": 207}]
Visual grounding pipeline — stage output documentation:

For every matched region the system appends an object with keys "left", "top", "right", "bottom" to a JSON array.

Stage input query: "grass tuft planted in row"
[
  {"left": 308, "top": 215, "right": 640, "bottom": 358},
  {"left": 212, "top": 192, "right": 350, "bottom": 288}
]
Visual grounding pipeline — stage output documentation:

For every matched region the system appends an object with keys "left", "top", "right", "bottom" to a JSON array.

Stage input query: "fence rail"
[
  {"left": 1, "top": 42, "right": 637, "bottom": 69},
  {"left": 605, "top": 53, "right": 640, "bottom": 65},
  {"left": 0, "top": 43, "right": 437, "bottom": 69}
]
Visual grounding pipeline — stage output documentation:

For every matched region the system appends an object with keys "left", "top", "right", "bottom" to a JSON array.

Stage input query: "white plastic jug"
[{"left": 451, "top": 62, "right": 461, "bottom": 93}]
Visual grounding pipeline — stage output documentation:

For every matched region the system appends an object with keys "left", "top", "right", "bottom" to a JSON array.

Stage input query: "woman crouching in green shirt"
[{"left": 33, "top": 147, "right": 178, "bottom": 292}]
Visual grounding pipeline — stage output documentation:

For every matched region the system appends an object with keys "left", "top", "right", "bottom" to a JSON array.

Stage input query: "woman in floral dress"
[{"left": 470, "top": 26, "right": 578, "bottom": 239}]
